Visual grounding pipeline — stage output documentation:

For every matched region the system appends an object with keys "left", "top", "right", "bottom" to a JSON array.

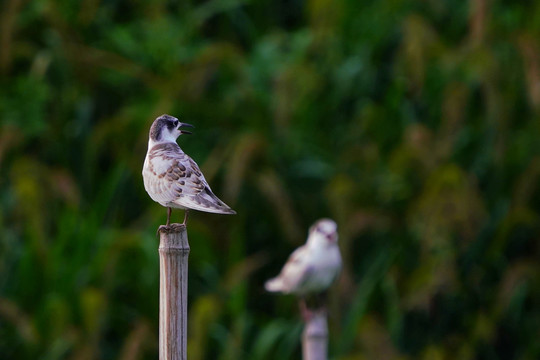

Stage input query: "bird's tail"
[{"left": 264, "top": 277, "right": 283, "bottom": 292}]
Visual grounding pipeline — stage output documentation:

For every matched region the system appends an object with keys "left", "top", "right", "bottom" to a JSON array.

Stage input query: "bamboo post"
[
  {"left": 302, "top": 309, "right": 328, "bottom": 360},
  {"left": 158, "top": 224, "right": 190, "bottom": 360}
]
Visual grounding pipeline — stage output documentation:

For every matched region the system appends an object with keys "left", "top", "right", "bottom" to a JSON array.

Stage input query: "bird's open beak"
[{"left": 179, "top": 122, "right": 194, "bottom": 135}]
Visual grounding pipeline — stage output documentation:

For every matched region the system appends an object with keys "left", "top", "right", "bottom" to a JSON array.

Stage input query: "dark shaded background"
[{"left": 1, "top": 0, "right": 539, "bottom": 359}]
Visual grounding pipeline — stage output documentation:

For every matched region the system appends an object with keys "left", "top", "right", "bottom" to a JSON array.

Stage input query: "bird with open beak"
[{"left": 142, "top": 114, "right": 235, "bottom": 231}]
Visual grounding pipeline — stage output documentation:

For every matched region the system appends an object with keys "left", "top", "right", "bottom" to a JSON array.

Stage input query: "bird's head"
[
  {"left": 308, "top": 218, "right": 338, "bottom": 247},
  {"left": 149, "top": 114, "right": 194, "bottom": 145}
]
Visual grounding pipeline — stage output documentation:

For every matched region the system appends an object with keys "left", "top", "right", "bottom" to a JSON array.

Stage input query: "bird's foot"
[
  {"left": 169, "top": 223, "right": 186, "bottom": 232},
  {"left": 302, "top": 306, "right": 328, "bottom": 323},
  {"left": 156, "top": 223, "right": 186, "bottom": 236},
  {"left": 299, "top": 297, "right": 328, "bottom": 323},
  {"left": 301, "top": 306, "right": 315, "bottom": 323},
  {"left": 156, "top": 225, "right": 170, "bottom": 237},
  {"left": 299, "top": 299, "right": 314, "bottom": 323}
]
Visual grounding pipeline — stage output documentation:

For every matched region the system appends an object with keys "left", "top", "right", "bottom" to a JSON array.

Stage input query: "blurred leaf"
[
  {"left": 256, "top": 169, "right": 303, "bottom": 244},
  {"left": 0, "top": 297, "right": 38, "bottom": 344},
  {"left": 356, "top": 315, "right": 401, "bottom": 360},
  {"left": 188, "top": 295, "right": 222, "bottom": 360},
  {"left": 409, "top": 164, "right": 486, "bottom": 248},
  {"left": 224, "top": 132, "right": 266, "bottom": 203},
  {"left": 80, "top": 287, "right": 106, "bottom": 339},
  {"left": 251, "top": 320, "right": 302, "bottom": 360},
  {"left": 338, "top": 248, "right": 398, "bottom": 355},
  {"left": 118, "top": 319, "right": 152, "bottom": 360},
  {"left": 399, "top": 14, "right": 442, "bottom": 93},
  {"left": 518, "top": 33, "right": 540, "bottom": 110}
]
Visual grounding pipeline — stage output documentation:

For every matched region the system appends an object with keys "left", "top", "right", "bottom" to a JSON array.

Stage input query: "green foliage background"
[{"left": 1, "top": 0, "right": 539, "bottom": 359}]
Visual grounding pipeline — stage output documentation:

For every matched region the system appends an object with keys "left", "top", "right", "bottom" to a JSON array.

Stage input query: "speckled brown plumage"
[{"left": 142, "top": 115, "right": 236, "bottom": 221}]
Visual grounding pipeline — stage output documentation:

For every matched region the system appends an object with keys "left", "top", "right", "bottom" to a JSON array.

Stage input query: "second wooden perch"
[
  {"left": 159, "top": 224, "right": 190, "bottom": 360},
  {"left": 302, "top": 308, "right": 328, "bottom": 360}
]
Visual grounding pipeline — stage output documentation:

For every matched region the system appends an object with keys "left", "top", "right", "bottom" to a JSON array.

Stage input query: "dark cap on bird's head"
[{"left": 149, "top": 114, "right": 194, "bottom": 142}]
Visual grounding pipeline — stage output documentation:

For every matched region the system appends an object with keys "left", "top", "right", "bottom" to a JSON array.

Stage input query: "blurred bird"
[
  {"left": 265, "top": 219, "right": 342, "bottom": 319},
  {"left": 142, "top": 114, "right": 236, "bottom": 230}
]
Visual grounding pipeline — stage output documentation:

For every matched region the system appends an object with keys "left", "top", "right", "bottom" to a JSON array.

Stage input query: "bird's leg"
[
  {"left": 182, "top": 209, "right": 189, "bottom": 226},
  {"left": 157, "top": 208, "right": 173, "bottom": 236},
  {"left": 299, "top": 297, "right": 313, "bottom": 323},
  {"left": 166, "top": 207, "right": 172, "bottom": 226}
]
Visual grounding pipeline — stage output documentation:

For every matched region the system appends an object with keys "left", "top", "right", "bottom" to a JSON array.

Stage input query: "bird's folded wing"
[
  {"left": 276, "top": 246, "right": 314, "bottom": 292},
  {"left": 146, "top": 142, "right": 234, "bottom": 213},
  {"left": 172, "top": 157, "right": 235, "bottom": 213},
  {"left": 150, "top": 154, "right": 233, "bottom": 213},
  {"left": 145, "top": 150, "right": 203, "bottom": 202}
]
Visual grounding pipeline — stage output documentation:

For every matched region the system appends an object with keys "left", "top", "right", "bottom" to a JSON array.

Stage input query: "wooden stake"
[
  {"left": 302, "top": 309, "right": 328, "bottom": 360},
  {"left": 158, "top": 224, "right": 190, "bottom": 360}
]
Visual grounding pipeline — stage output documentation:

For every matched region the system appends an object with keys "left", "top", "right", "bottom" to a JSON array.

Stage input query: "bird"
[
  {"left": 265, "top": 218, "right": 342, "bottom": 319},
  {"left": 142, "top": 114, "right": 236, "bottom": 231}
]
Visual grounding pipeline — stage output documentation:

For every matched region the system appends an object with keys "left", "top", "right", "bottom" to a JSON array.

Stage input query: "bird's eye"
[{"left": 174, "top": 120, "right": 179, "bottom": 127}]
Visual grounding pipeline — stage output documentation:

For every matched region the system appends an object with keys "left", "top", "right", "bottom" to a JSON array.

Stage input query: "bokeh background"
[{"left": 1, "top": 0, "right": 539, "bottom": 359}]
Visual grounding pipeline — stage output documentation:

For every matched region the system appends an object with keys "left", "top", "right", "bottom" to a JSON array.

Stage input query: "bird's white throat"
[{"left": 148, "top": 137, "right": 178, "bottom": 149}]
